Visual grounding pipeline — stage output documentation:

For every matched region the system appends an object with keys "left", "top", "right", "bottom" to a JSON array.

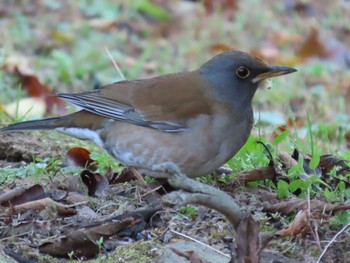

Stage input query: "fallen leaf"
[
  {"left": 296, "top": 26, "right": 330, "bottom": 59},
  {"left": 1, "top": 220, "right": 51, "bottom": 239},
  {"left": 234, "top": 164, "right": 277, "bottom": 183},
  {"left": 319, "top": 154, "right": 350, "bottom": 177},
  {"left": 19, "top": 74, "right": 65, "bottom": 114},
  {"left": 170, "top": 248, "right": 209, "bottom": 263},
  {"left": 203, "top": 0, "right": 238, "bottom": 17},
  {"left": 39, "top": 219, "right": 132, "bottom": 259},
  {"left": 234, "top": 213, "right": 260, "bottom": 263},
  {"left": 109, "top": 168, "right": 137, "bottom": 184},
  {"left": 39, "top": 207, "right": 159, "bottom": 259},
  {"left": 262, "top": 196, "right": 350, "bottom": 215},
  {"left": 89, "top": 18, "right": 117, "bottom": 30},
  {"left": 80, "top": 170, "right": 110, "bottom": 196},
  {"left": 278, "top": 151, "right": 298, "bottom": 169},
  {"left": 296, "top": 26, "right": 350, "bottom": 67},
  {"left": 276, "top": 210, "right": 309, "bottom": 236},
  {"left": 66, "top": 147, "right": 96, "bottom": 170},
  {"left": 0, "top": 184, "right": 46, "bottom": 207},
  {"left": 2, "top": 55, "right": 65, "bottom": 114},
  {"left": 209, "top": 43, "right": 233, "bottom": 53},
  {"left": 270, "top": 125, "right": 287, "bottom": 141},
  {"left": 9, "top": 197, "right": 77, "bottom": 216},
  {"left": 287, "top": 115, "right": 305, "bottom": 128},
  {"left": 291, "top": 149, "right": 322, "bottom": 176}
]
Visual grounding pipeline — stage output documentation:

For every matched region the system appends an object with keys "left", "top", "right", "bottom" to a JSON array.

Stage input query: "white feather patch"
[
  {"left": 257, "top": 79, "right": 272, "bottom": 89},
  {"left": 55, "top": 127, "right": 104, "bottom": 147}
]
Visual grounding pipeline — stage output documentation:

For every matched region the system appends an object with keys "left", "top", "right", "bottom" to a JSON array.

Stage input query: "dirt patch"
[{"left": 0, "top": 132, "right": 64, "bottom": 166}]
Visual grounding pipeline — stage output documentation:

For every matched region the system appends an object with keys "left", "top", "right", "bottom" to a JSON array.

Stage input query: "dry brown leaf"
[
  {"left": 319, "top": 154, "right": 350, "bottom": 177},
  {"left": 262, "top": 197, "right": 350, "bottom": 216},
  {"left": 291, "top": 149, "right": 322, "bottom": 176},
  {"left": 287, "top": 115, "right": 305, "bottom": 128},
  {"left": 39, "top": 218, "right": 133, "bottom": 259},
  {"left": 209, "top": 43, "right": 233, "bottom": 53},
  {"left": 278, "top": 151, "right": 298, "bottom": 169},
  {"left": 9, "top": 197, "right": 77, "bottom": 216},
  {"left": 346, "top": 131, "right": 350, "bottom": 148},
  {"left": 19, "top": 74, "right": 65, "bottom": 114},
  {"left": 110, "top": 168, "right": 137, "bottom": 184},
  {"left": 295, "top": 25, "right": 350, "bottom": 66},
  {"left": 276, "top": 210, "right": 309, "bottom": 236},
  {"left": 0, "top": 184, "right": 46, "bottom": 207},
  {"left": 89, "top": 18, "right": 117, "bottom": 30},
  {"left": 235, "top": 165, "right": 276, "bottom": 183},
  {"left": 270, "top": 125, "right": 287, "bottom": 142},
  {"left": 1, "top": 220, "right": 52, "bottom": 239},
  {"left": 203, "top": 0, "right": 238, "bottom": 16},
  {"left": 65, "top": 192, "right": 89, "bottom": 205},
  {"left": 67, "top": 174, "right": 89, "bottom": 194},
  {"left": 250, "top": 33, "right": 302, "bottom": 65},
  {"left": 66, "top": 147, "right": 96, "bottom": 170},
  {"left": 39, "top": 208, "right": 159, "bottom": 259},
  {"left": 170, "top": 248, "right": 210, "bottom": 263},
  {"left": 2, "top": 55, "right": 65, "bottom": 114},
  {"left": 296, "top": 27, "right": 330, "bottom": 59},
  {"left": 80, "top": 170, "right": 110, "bottom": 197},
  {"left": 234, "top": 213, "right": 260, "bottom": 263}
]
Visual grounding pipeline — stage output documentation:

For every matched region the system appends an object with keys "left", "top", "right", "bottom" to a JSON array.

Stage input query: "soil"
[
  {"left": 0, "top": 132, "right": 64, "bottom": 166},
  {"left": 0, "top": 133, "right": 349, "bottom": 262}
]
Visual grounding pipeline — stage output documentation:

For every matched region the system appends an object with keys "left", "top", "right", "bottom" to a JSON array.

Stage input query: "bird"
[{"left": 0, "top": 51, "right": 297, "bottom": 178}]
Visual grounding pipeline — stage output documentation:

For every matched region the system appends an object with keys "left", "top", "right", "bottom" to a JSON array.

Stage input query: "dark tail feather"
[{"left": 0, "top": 117, "right": 62, "bottom": 131}]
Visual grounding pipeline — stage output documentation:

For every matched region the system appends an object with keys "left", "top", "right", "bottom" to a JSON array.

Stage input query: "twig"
[
  {"left": 170, "top": 229, "right": 230, "bottom": 258},
  {"left": 307, "top": 187, "right": 322, "bottom": 251},
  {"left": 140, "top": 185, "right": 163, "bottom": 197},
  {"left": 1, "top": 231, "right": 31, "bottom": 241},
  {"left": 155, "top": 225, "right": 170, "bottom": 239},
  {"left": 66, "top": 201, "right": 89, "bottom": 208},
  {"left": 96, "top": 203, "right": 118, "bottom": 214},
  {"left": 104, "top": 46, "right": 126, "bottom": 80},
  {"left": 316, "top": 221, "right": 350, "bottom": 263},
  {"left": 130, "top": 167, "right": 147, "bottom": 185}
]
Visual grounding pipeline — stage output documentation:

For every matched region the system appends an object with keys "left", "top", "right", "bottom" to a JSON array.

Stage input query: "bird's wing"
[{"left": 58, "top": 71, "right": 213, "bottom": 132}]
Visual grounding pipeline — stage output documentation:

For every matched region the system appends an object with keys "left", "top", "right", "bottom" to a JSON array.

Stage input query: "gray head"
[{"left": 200, "top": 51, "right": 297, "bottom": 110}]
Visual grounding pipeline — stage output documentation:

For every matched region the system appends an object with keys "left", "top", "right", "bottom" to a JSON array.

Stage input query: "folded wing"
[{"left": 59, "top": 71, "right": 212, "bottom": 132}]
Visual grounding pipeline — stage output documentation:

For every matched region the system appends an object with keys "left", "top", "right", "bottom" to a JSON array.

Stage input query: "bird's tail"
[
  {"left": 0, "top": 110, "right": 107, "bottom": 133},
  {"left": 0, "top": 111, "right": 108, "bottom": 146},
  {"left": 0, "top": 117, "right": 62, "bottom": 132}
]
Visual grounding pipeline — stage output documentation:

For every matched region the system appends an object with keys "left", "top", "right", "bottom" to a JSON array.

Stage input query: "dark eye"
[{"left": 236, "top": 66, "right": 250, "bottom": 79}]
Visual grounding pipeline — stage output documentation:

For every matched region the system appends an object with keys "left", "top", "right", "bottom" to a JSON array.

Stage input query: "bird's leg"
[{"left": 152, "top": 162, "right": 244, "bottom": 228}]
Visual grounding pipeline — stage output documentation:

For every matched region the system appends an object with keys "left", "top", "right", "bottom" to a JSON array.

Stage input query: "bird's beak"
[{"left": 252, "top": 65, "right": 297, "bottom": 83}]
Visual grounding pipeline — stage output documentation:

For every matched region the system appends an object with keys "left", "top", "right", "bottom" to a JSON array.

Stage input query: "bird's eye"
[{"left": 236, "top": 66, "right": 250, "bottom": 79}]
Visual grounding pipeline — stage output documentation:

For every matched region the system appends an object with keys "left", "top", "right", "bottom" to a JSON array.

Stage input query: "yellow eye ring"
[{"left": 236, "top": 66, "right": 250, "bottom": 78}]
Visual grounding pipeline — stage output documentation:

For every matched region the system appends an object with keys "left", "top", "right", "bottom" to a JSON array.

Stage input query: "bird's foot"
[
  {"left": 151, "top": 162, "right": 182, "bottom": 177},
  {"left": 152, "top": 162, "right": 243, "bottom": 228}
]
